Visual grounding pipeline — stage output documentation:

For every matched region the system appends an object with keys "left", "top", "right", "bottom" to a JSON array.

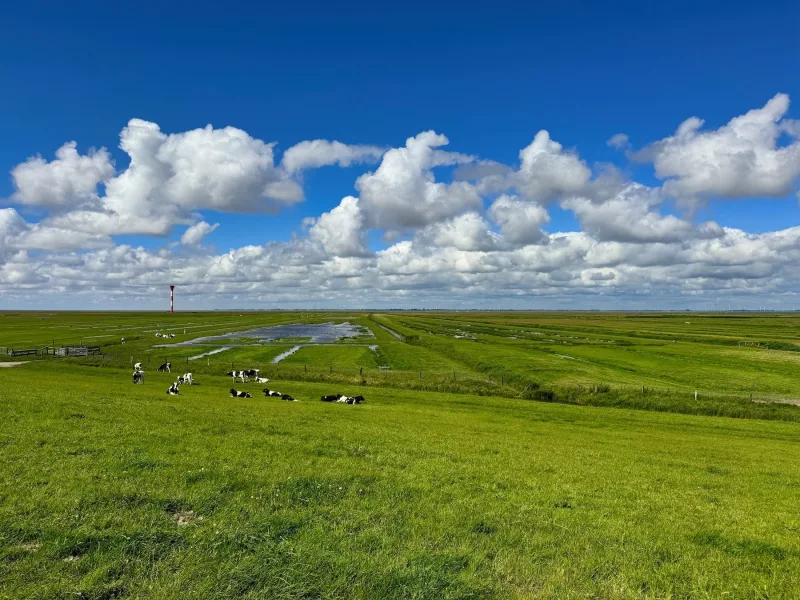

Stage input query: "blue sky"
[{"left": 1, "top": 0, "right": 800, "bottom": 308}]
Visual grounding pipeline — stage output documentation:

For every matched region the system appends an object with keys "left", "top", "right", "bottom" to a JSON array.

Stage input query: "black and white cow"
[
  {"left": 227, "top": 370, "right": 249, "bottom": 383},
  {"left": 168, "top": 333, "right": 176, "bottom": 338},
  {"left": 167, "top": 382, "right": 180, "bottom": 395},
  {"left": 121, "top": 338, "right": 126, "bottom": 345},
  {"left": 230, "top": 388, "right": 252, "bottom": 398},
  {"left": 155, "top": 333, "right": 163, "bottom": 338},
  {"left": 321, "top": 394, "right": 364, "bottom": 404},
  {"left": 133, "top": 370, "right": 145, "bottom": 384},
  {"left": 177, "top": 372, "right": 193, "bottom": 385},
  {"left": 263, "top": 388, "right": 295, "bottom": 401},
  {"left": 244, "top": 368, "right": 260, "bottom": 379},
  {"left": 133, "top": 362, "right": 142, "bottom": 371},
  {"left": 254, "top": 376, "right": 269, "bottom": 384},
  {"left": 158, "top": 362, "right": 172, "bottom": 373}
]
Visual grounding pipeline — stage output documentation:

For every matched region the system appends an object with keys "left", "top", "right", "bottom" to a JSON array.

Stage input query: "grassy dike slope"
[{"left": 1, "top": 363, "right": 799, "bottom": 599}]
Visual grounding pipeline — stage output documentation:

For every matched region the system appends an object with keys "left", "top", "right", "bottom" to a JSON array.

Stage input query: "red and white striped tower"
[{"left": 170, "top": 285, "right": 175, "bottom": 313}]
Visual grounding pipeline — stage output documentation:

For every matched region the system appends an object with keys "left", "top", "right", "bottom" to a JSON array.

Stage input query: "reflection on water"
[
  {"left": 272, "top": 345, "right": 302, "bottom": 363},
  {"left": 178, "top": 322, "right": 372, "bottom": 346}
]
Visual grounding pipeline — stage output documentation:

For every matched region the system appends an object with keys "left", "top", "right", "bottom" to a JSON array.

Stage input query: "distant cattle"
[
  {"left": 121, "top": 338, "right": 126, "bottom": 345},
  {"left": 177, "top": 372, "right": 193, "bottom": 385},
  {"left": 254, "top": 377, "right": 269, "bottom": 383},
  {"left": 168, "top": 333, "right": 176, "bottom": 338},
  {"left": 158, "top": 362, "right": 172, "bottom": 373},
  {"left": 133, "top": 362, "right": 142, "bottom": 371},
  {"left": 244, "top": 368, "right": 260, "bottom": 378},
  {"left": 155, "top": 333, "right": 163, "bottom": 338},
  {"left": 167, "top": 382, "right": 180, "bottom": 395},
  {"left": 321, "top": 394, "right": 364, "bottom": 404},
  {"left": 133, "top": 371, "right": 145, "bottom": 384},
  {"left": 230, "top": 388, "right": 252, "bottom": 398},
  {"left": 227, "top": 370, "right": 249, "bottom": 383},
  {"left": 261, "top": 388, "right": 295, "bottom": 401}
]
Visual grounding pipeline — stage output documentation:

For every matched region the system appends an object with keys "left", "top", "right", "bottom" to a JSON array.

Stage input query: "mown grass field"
[{"left": 1, "top": 311, "right": 800, "bottom": 598}]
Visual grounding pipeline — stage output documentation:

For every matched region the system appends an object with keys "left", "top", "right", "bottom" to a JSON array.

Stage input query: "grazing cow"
[
  {"left": 263, "top": 388, "right": 283, "bottom": 397},
  {"left": 177, "top": 372, "right": 193, "bottom": 385},
  {"left": 133, "top": 362, "right": 143, "bottom": 371},
  {"left": 244, "top": 368, "right": 260, "bottom": 378},
  {"left": 254, "top": 377, "right": 269, "bottom": 383},
  {"left": 132, "top": 370, "right": 145, "bottom": 384},
  {"left": 167, "top": 382, "right": 180, "bottom": 395},
  {"left": 227, "top": 370, "right": 249, "bottom": 383},
  {"left": 158, "top": 362, "right": 172, "bottom": 373},
  {"left": 230, "top": 388, "right": 252, "bottom": 398}
]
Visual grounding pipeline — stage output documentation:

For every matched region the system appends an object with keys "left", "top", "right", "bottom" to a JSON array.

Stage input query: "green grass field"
[{"left": 1, "top": 311, "right": 800, "bottom": 598}]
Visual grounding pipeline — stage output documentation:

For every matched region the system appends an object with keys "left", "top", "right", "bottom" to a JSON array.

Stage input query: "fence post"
[
  {"left": 360, "top": 366, "right": 363, "bottom": 376},
  {"left": 750, "top": 393, "right": 753, "bottom": 403},
  {"left": 304, "top": 364, "right": 307, "bottom": 372},
  {"left": 329, "top": 365, "right": 333, "bottom": 374},
  {"left": 642, "top": 385, "right": 645, "bottom": 394},
  {"left": 694, "top": 390, "right": 698, "bottom": 401},
  {"left": 419, "top": 371, "right": 422, "bottom": 379}
]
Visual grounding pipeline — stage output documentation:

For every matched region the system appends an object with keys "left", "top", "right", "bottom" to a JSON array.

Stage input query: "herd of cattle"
[{"left": 130, "top": 362, "right": 365, "bottom": 404}]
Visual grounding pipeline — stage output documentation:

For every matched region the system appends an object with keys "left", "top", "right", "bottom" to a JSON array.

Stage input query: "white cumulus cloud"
[
  {"left": 281, "top": 140, "right": 385, "bottom": 173},
  {"left": 635, "top": 93, "right": 800, "bottom": 203},
  {"left": 181, "top": 221, "right": 220, "bottom": 245},
  {"left": 356, "top": 131, "right": 481, "bottom": 230},
  {"left": 11, "top": 142, "right": 114, "bottom": 209}
]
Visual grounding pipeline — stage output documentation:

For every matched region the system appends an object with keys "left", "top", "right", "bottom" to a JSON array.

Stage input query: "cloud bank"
[{"left": 2, "top": 95, "right": 800, "bottom": 309}]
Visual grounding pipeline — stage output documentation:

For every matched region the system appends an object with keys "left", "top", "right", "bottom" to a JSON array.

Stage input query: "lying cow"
[
  {"left": 263, "top": 389, "right": 295, "bottom": 401},
  {"left": 321, "top": 394, "right": 365, "bottom": 404},
  {"left": 177, "top": 372, "right": 193, "bottom": 385},
  {"left": 230, "top": 388, "right": 252, "bottom": 398},
  {"left": 133, "top": 370, "right": 145, "bottom": 384},
  {"left": 155, "top": 333, "right": 163, "bottom": 338},
  {"left": 167, "top": 382, "right": 180, "bottom": 395},
  {"left": 227, "top": 370, "right": 249, "bottom": 383},
  {"left": 254, "top": 376, "right": 269, "bottom": 383},
  {"left": 158, "top": 362, "right": 172, "bottom": 373},
  {"left": 133, "top": 362, "right": 142, "bottom": 371},
  {"left": 168, "top": 333, "right": 176, "bottom": 338}
]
